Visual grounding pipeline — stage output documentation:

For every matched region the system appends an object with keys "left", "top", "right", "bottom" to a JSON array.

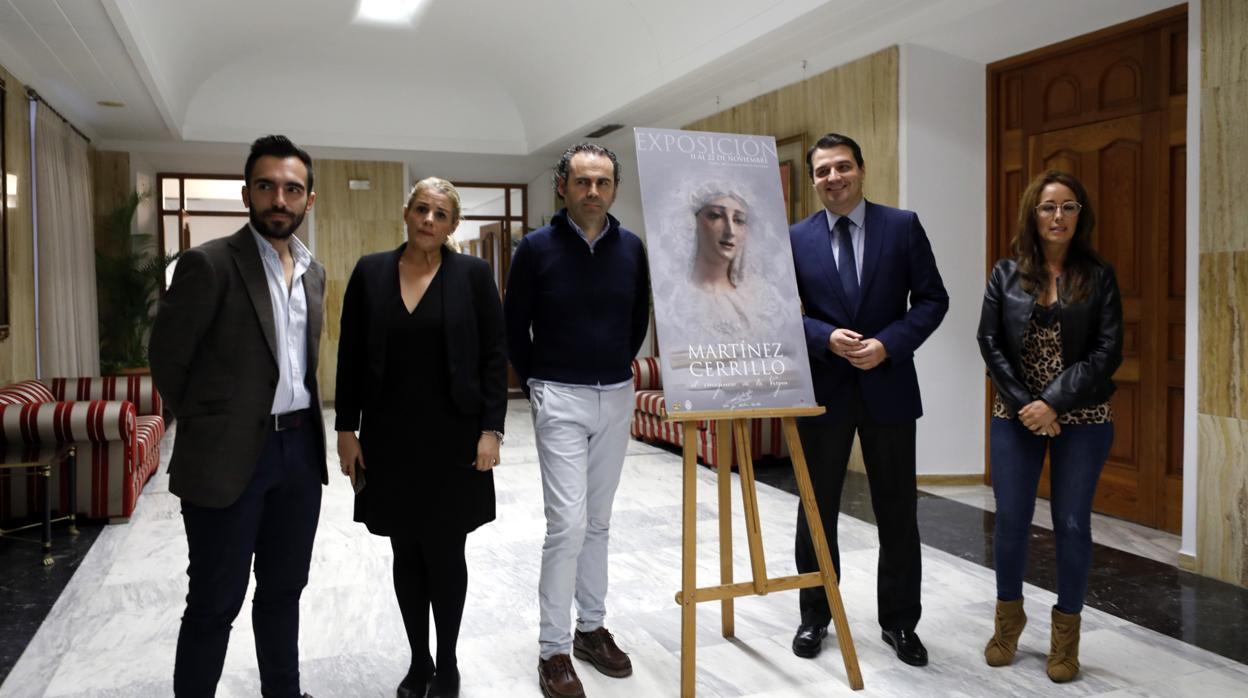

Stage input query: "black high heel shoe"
[
  {"left": 396, "top": 662, "right": 434, "bottom": 698},
  {"left": 425, "top": 667, "right": 460, "bottom": 698}
]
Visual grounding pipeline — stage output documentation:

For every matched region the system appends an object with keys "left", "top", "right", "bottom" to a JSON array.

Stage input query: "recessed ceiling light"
[
  {"left": 97, "top": 100, "right": 125, "bottom": 108},
  {"left": 354, "top": 0, "right": 425, "bottom": 25}
]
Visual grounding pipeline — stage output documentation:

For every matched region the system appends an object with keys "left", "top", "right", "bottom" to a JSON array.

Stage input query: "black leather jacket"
[{"left": 976, "top": 258, "right": 1123, "bottom": 415}]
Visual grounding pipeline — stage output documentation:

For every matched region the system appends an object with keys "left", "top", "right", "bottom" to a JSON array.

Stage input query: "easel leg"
[
  {"left": 714, "top": 421, "right": 734, "bottom": 637},
  {"left": 733, "top": 420, "right": 768, "bottom": 592},
  {"left": 782, "top": 417, "right": 863, "bottom": 690},
  {"left": 681, "top": 421, "right": 698, "bottom": 698}
]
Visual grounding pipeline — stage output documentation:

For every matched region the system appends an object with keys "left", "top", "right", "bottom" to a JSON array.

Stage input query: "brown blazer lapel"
[{"left": 227, "top": 227, "right": 279, "bottom": 364}]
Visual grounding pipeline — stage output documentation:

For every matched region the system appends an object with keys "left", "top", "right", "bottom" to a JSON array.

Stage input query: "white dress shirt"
[{"left": 250, "top": 225, "right": 313, "bottom": 415}]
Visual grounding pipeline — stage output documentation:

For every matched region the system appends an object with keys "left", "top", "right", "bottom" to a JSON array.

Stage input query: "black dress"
[{"left": 355, "top": 267, "right": 496, "bottom": 535}]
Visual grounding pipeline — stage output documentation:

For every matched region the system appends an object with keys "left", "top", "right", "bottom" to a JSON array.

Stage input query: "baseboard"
[
  {"left": 916, "top": 474, "right": 984, "bottom": 486},
  {"left": 1177, "top": 552, "right": 1197, "bottom": 572}
]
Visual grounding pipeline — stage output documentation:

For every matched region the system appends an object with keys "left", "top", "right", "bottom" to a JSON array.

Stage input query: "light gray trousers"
[{"left": 531, "top": 380, "right": 634, "bottom": 659}]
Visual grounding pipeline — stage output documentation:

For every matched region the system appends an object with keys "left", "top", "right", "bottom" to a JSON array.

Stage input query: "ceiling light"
[{"left": 354, "top": 0, "right": 425, "bottom": 25}]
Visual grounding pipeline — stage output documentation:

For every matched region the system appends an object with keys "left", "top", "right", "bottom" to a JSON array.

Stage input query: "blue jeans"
[{"left": 990, "top": 417, "right": 1113, "bottom": 613}]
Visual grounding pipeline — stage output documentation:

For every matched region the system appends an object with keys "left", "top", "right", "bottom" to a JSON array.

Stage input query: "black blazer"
[
  {"left": 334, "top": 244, "right": 507, "bottom": 435},
  {"left": 150, "top": 226, "right": 328, "bottom": 508},
  {"left": 977, "top": 258, "right": 1123, "bottom": 415}
]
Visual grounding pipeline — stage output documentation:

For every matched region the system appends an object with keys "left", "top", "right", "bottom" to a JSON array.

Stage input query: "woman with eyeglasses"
[{"left": 976, "top": 170, "right": 1123, "bottom": 683}]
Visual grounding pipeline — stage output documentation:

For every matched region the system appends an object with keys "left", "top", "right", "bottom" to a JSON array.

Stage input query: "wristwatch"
[{"left": 482, "top": 429, "right": 504, "bottom": 445}]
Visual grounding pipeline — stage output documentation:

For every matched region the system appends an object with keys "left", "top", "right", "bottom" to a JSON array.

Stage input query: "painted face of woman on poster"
[{"left": 692, "top": 190, "right": 749, "bottom": 292}]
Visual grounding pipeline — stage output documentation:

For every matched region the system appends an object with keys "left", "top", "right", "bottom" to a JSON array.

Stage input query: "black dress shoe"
[
  {"left": 792, "top": 623, "right": 828, "bottom": 658},
  {"left": 426, "top": 667, "right": 460, "bottom": 698},
  {"left": 881, "top": 628, "right": 928, "bottom": 666}
]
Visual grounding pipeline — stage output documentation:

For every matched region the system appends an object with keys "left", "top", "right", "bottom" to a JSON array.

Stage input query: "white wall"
[
  {"left": 899, "top": 43, "right": 987, "bottom": 476},
  {"left": 526, "top": 167, "right": 555, "bottom": 230}
]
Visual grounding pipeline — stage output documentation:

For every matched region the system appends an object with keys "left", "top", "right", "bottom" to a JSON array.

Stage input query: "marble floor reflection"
[{"left": 2, "top": 402, "right": 1246, "bottom": 697}]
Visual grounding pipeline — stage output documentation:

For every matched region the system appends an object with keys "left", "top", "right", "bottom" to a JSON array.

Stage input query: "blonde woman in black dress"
[{"left": 336, "top": 177, "right": 506, "bottom": 698}]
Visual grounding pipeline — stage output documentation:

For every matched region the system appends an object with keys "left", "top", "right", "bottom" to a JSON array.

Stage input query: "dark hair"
[
  {"left": 244, "top": 135, "right": 314, "bottom": 192},
  {"left": 806, "top": 133, "right": 864, "bottom": 179},
  {"left": 553, "top": 143, "right": 620, "bottom": 192},
  {"left": 1011, "top": 170, "right": 1103, "bottom": 303}
]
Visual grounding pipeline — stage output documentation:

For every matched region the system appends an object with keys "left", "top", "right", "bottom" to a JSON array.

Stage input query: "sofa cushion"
[{"left": 635, "top": 389, "right": 666, "bottom": 416}]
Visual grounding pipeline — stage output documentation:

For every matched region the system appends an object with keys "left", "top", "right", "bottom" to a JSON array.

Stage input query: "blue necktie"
[{"left": 834, "top": 216, "right": 859, "bottom": 311}]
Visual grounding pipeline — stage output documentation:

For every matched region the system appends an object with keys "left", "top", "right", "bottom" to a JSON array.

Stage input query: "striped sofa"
[
  {"left": 629, "top": 357, "right": 788, "bottom": 469},
  {"left": 0, "top": 376, "right": 165, "bottom": 523}
]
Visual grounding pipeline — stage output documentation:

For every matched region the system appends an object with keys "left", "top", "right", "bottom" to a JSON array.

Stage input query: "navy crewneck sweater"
[{"left": 504, "top": 210, "right": 650, "bottom": 391}]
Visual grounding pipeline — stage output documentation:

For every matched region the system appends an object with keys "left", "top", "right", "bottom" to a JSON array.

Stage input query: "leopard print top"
[{"left": 992, "top": 303, "right": 1112, "bottom": 424}]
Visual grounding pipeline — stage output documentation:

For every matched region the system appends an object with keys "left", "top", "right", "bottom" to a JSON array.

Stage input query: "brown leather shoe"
[
  {"left": 538, "top": 654, "right": 586, "bottom": 698},
  {"left": 573, "top": 626, "right": 633, "bottom": 678}
]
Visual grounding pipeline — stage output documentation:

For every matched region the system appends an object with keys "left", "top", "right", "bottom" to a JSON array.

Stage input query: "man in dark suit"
[
  {"left": 150, "top": 135, "right": 327, "bottom": 698},
  {"left": 788, "top": 133, "right": 948, "bottom": 667}
]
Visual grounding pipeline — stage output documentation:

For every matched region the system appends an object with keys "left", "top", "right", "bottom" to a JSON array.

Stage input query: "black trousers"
[
  {"left": 391, "top": 528, "right": 469, "bottom": 681},
  {"left": 795, "top": 386, "right": 922, "bottom": 631},
  {"left": 174, "top": 414, "right": 322, "bottom": 698}
]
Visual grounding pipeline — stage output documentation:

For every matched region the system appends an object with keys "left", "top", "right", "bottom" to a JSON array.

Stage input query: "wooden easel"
[{"left": 672, "top": 407, "right": 863, "bottom": 695}]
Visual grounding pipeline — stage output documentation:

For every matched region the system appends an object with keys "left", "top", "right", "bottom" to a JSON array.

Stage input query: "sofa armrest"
[
  {"left": 0, "top": 400, "right": 138, "bottom": 446},
  {"left": 45, "top": 376, "right": 163, "bottom": 417}
]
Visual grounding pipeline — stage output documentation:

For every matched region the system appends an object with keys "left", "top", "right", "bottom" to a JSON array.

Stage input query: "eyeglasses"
[{"left": 1035, "top": 202, "right": 1082, "bottom": 217}]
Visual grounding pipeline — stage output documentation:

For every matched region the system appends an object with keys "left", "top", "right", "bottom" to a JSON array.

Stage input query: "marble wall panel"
[
  {"left": 1196, "top": 251, "right": 1247, "bottom": 418},
  {"left": 1197, "top": 0, "right": 1248, "bottom": 588},
  {"left": 1202, "top": 0, "right": 1248, "bottom": 90},
  {"left": 1198, "top": 83, "right": 1248, "bottom": 253},
  {"left": 1195, "top": 413, "right": 1248, "bottom": 586}
]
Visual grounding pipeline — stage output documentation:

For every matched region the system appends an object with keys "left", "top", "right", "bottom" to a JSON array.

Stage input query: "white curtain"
[{"left": 33, "top": 101, "right": 99, "bottom": 377}]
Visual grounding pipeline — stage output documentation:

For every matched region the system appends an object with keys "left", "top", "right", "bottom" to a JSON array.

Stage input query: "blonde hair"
[{"left": 407, "top": 176, "right": 462, "bottom": 252}]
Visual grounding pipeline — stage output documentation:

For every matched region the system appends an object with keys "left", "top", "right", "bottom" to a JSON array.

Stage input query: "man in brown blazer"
[{"left": 150, "top": 135, "right": 327, "bottom": 698}]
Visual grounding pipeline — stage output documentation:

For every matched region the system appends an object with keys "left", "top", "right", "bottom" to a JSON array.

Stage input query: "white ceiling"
[{"left": 0, "top": 0, "right": 1180, "bottom": 160}]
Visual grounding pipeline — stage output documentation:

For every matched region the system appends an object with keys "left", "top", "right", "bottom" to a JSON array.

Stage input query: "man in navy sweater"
[{"left": 505, "top": 143, "right": 651, "bottom": 698}]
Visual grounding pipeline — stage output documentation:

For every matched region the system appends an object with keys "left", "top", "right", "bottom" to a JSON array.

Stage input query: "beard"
[{"left": 250, "top": 206, "right": 306, "bottom": 240}]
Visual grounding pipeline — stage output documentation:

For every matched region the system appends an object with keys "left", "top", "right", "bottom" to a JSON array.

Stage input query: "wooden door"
[
  {"left": 478, "top": 221, "right": 525, "bottom": 396},
  {"left": 988, "top": 7, "right": 1186, "bottom": 530}
]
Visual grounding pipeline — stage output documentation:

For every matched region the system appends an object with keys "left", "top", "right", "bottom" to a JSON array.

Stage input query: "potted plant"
[{"left": 95, "top": 190, "right": 179, "bottom": 374}]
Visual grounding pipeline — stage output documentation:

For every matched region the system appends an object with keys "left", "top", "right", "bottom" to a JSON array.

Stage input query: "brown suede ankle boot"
[
  {"left": 1047, "top": 607, "right": 1082, "bottom": 682},
  {"left": 984, "top": 598, "right": 1027, "bottom": 666}
]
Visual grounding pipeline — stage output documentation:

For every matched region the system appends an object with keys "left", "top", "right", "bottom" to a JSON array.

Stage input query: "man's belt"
[{"left": 272, "top": 408, "right": 313, "bottom": 432}]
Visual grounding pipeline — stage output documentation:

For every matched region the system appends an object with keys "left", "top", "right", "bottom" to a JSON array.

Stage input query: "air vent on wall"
[{"left": 584, "top": 124, "right": 624, "bottom": 138}]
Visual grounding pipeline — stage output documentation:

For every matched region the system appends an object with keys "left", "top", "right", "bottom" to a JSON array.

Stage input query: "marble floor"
[{"left": 3, "top": 401, "right": 1247, "bottom": 697}]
